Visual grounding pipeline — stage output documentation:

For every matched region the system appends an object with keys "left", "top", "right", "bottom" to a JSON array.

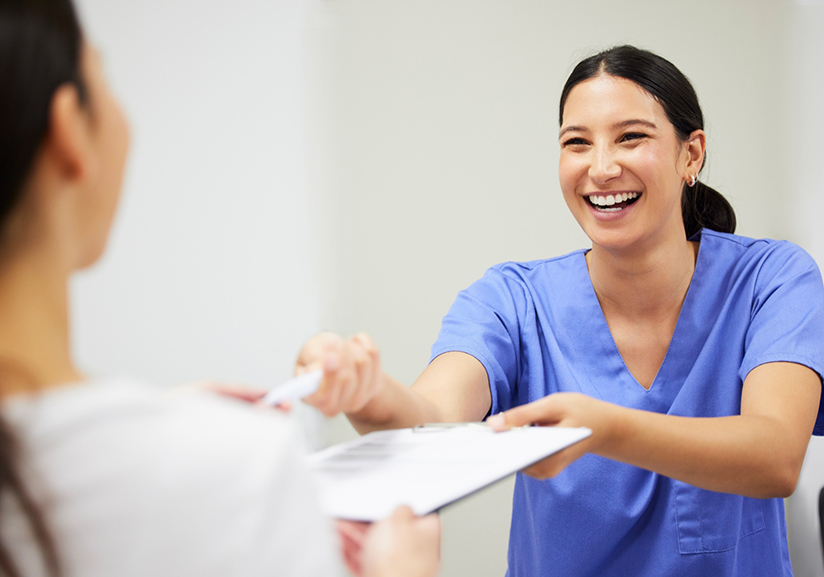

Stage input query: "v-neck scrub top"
[{"left": 431, "top": 230, "right": 824, "bottom": 577}]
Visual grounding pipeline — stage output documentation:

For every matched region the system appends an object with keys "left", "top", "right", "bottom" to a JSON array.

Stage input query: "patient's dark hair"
[
  {"left": 0, "top": 0, "right": 86, "bottom": 574},
  {"left": 559, "top": 45, "right": 736, "bottom": 238}
]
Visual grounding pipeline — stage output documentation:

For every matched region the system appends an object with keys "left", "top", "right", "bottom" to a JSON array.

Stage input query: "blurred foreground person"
[{"left": 0, "top": 1, "right": 439, "bottom": 575}]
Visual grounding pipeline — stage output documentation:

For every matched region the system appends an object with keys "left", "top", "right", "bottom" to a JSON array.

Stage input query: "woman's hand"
[
  {"left": 487, "top": 392, "right": 616, "bottom": 479},
  {"left": 361, "top": 507, "right": 441, "bottom": 577},
  {"left": 294, "top": 331, "right": 385, "bottom": 417}
]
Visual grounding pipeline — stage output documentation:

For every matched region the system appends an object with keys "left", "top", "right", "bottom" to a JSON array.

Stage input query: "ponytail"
[{"left": 681, "top": 180, "right": 736, "bottom": 239}]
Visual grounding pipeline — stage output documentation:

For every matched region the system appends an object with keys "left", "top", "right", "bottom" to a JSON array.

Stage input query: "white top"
[{"left": 0, "top": 379, "right": 339, "bottom": 577}]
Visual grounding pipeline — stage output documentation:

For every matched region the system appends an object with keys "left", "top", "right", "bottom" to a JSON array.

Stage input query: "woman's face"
[
  {"left": 74, "top": 42, "right": 130, "bottom": 269},
  {"left": 558, "top": 74, "right": 693, "bottom": 253}
]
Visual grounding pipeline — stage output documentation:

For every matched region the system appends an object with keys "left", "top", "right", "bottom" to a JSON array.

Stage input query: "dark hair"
[
  {"left": 559, "top": 45, "right": 736, "bottom": 239},
  {"left": 0, "top": 0, "right": 86, "bottom": 575}
]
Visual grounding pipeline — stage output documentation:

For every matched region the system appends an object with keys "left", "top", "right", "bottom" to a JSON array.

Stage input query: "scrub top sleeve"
[
  {"left": 740, "top": 243, "right": 824, "bottom": 434},
  {"left": 430, "top": 267, "right": 528, "bottom": 416}
]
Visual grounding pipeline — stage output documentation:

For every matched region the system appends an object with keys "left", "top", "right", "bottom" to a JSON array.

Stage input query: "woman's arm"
[
  {"left": 489, "top": 361, "right": 820, "bottom": 498},
  {"left": 296, "top": 332, "right": 491, "bottom": 434}
]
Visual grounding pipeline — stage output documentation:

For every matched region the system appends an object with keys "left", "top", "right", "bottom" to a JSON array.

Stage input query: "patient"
[{"left": 0, "top": 0, "right": 438, "bottom": 575}]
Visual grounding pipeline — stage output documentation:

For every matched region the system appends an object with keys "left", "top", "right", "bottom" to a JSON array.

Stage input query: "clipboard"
[{"left": 306, "top": 424, "right": 591, "bottom": 521}]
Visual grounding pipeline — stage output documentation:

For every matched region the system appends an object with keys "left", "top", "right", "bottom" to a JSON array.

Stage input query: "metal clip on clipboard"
[
  {"left": 412, "top": 422, "right": 491, "bottom": 432},
  {"left": 412, "top": 421, "right": 535, "bottom": 433}
]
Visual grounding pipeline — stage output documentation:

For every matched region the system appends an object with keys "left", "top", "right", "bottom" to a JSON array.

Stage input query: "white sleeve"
[{"left": 128, "top": 396, "right": 342, "bottom": 577}]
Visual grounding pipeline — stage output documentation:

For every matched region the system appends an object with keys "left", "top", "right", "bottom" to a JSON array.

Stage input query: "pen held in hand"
[{"left": 263, "top": 369, "right": 323, "bottom": 406}]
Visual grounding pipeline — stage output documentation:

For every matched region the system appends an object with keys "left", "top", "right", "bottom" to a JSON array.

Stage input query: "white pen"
[{"left": 262, "top": 369, "right": 324, "bottom": 406}]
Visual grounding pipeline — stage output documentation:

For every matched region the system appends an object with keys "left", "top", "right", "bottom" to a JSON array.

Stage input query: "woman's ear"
[
  {"left": 683, "top": 129, "right": 706, "bottom": 180},
  {"left": 43, "top": 83, "right": 95, "bottom": 185}
]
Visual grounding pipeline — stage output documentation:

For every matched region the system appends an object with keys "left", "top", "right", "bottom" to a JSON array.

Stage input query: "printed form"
[{"left": 307, "top": 425, "right": 591, "bottom": 521}]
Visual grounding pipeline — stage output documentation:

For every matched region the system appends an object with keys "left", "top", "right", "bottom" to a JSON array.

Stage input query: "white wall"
[
  {"left": 71, "top": 0, "right": 321, "bottom": 390},
  {"left": 784, "top": 3, "right": 824, "bottom": 576}
]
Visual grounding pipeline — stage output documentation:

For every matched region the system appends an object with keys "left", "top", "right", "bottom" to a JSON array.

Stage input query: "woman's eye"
[
  {"left": 562, "top": 137, "right": 588, "bottom": 147},
  {"left": 621, "top": 132, "right": 648, "bottom": 142}
]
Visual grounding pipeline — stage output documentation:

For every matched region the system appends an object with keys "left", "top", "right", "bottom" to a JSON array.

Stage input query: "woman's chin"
[
  {"left": 581, "top": 225, "right": 641, "bottom": 252},
  {"left": 75, "top": 239, "right": 110, "bottom": 270}
]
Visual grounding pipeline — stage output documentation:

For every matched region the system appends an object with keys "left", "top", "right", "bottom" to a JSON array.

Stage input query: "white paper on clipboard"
[{"left": 306, "top": 425, "right": 591, "bottom": 521}]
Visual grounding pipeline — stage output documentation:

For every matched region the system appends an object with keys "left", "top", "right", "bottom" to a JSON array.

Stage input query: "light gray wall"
[
  {"left": 312, "top": 1, "right": 813, "bottom": 576},
  {"left": 71, "top": 0, "right": 322, "bottom": 389}
]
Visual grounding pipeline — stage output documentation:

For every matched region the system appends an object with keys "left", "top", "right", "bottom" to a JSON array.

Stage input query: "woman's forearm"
[
  {"left": 346, "top": 371, "right": 444, "bottom": 434},
  {"left": 600, "top": 407, "right": 808, "bottom": 498},
  {"left": 347, "top": 352, "right": 493, "bottom": 434},
  {"left": 491, "top": 362, "right": 820, "bottom": 498}
]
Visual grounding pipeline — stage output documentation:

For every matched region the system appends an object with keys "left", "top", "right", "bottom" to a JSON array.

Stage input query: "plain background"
[{"left": 72, "top": 0, "right": 824, "bottom": 575}]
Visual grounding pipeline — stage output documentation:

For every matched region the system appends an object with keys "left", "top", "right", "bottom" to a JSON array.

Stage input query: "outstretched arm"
[
  {"left": 295, "top": 332, "right": 491, "bottom": 434},
  {"left": 489, "top": 361, "right": 820, "bottom": 498}
]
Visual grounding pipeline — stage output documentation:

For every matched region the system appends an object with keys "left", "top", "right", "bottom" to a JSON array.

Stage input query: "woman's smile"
[{"left": 582, "top": 190, "right": 643, "bottom": 223}]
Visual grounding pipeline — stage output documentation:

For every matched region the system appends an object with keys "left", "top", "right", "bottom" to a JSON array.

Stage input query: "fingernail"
[{"left": 486, "top": 414, "right": 504, "bottom": 429}]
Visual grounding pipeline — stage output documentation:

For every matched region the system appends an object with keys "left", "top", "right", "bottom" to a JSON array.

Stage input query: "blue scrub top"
[{"left": 431, "top": 230, "right": 824, "bottom": 577}]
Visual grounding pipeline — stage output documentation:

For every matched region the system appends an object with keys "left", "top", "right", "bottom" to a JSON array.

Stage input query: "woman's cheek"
[{"left": 558, "top": 155, "right": 585, "bottom": 194}]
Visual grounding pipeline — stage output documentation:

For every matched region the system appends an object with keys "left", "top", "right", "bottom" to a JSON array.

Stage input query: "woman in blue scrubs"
[{"left": 297, "top": 45, "right": 824, "bottom": 576}]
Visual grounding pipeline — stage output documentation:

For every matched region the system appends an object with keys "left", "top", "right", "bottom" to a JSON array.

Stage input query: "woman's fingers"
[
  {"left": 487, "top": 395, "right": 564, "bottom": 430},
  {"left": 522, "top": 441, "right": 591, "bottom": 480},
  {"left": 295, "top": 331, "right": 343, "bottom": 374},
  {"left": 487, "top": 393, "right": 605, "bottom": 478},
  {"left": 299, "top": 331, "right": 384, "bottom": 417},
  {"left": 350, "top": 332, "right": 382, "bottom": 411}
]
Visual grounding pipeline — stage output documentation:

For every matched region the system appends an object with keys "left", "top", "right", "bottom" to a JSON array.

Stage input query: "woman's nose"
[{"left": 588, "top": 146, "right": 621, "bottom": 184}]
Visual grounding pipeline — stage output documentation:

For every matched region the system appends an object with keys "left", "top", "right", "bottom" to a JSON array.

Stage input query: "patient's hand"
[
  {"left": 361, "top": 507, "right": 441, "bottom": 577},
  {"left": 169, "top": 381, "right": 277, "bottom": 406},
  {"left": 336, "top": 519, "right": 370, "bottom": 576}
]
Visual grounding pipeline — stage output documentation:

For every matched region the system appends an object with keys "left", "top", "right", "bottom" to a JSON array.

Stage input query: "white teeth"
[{"left": 587, "top": 192, "right": 638, "bottom": 208}]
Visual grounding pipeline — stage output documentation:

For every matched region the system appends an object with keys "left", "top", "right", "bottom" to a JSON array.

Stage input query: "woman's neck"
[
  {"left": 0, "top": 245, "right": 81, "bottom": 398},
  {"left": 587, "top": 230, "right": 699, "bottom": 323}
]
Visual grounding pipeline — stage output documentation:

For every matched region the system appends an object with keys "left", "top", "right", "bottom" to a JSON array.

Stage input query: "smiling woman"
[{"left": 295, "top": 45, "right": 824, "bottom": 577}]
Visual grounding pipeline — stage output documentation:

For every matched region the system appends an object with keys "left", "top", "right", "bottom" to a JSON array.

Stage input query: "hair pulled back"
[
  {"left": 0, "top": 0, "right": 85, "bottom": 226},
  {"left": 0, "top": 0, "right": 85, "bottom": 575},
  {"left": 559, "top": 45, "right": 736, "bottom": 239}
]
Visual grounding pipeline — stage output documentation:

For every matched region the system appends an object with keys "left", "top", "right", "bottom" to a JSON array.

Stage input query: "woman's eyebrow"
[
  {"left": 559, "top": 119, "right": 657, "bottom": 139},
  {"left": 558, "top": 125, "right": 587, "bottom": 139},
  {"left": 613, "top": 119, "right": 657, "bottom": 130}
]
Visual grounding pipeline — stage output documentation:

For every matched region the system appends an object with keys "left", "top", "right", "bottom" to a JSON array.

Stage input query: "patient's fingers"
[
  {"left": 362, "top": 507, "right": 441, "bottom": 577},
  {"left": 336, "top": 519, "right": 371, "bottom": 576},
  {"left": 169, "top": 381, "right": 266, "bottom": 403}
]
